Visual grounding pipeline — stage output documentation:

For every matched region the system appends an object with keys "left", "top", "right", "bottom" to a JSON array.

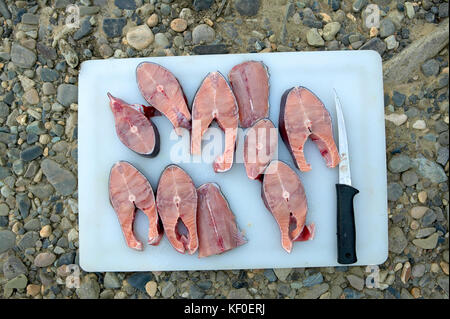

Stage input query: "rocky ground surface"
[{"left": 0, "top": 0, "right": 448, "bottom": 299}]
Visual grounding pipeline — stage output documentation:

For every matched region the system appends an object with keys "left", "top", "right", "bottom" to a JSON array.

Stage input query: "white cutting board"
[{"left": 78, "top": 51, "right": 388, "bottom": 272}]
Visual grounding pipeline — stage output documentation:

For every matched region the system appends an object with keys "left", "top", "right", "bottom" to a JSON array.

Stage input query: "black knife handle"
[{"left": 336, "top": 184, "right": 359, "bottom": 264}]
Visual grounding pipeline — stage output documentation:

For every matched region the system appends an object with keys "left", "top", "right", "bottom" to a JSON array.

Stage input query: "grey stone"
[
  {"left": 104, "top": 272, "right": 121, "bottom": 289},
  {"left": 103, "top": 18, "right": 126, "bottom": 38},
  {"left": 401, "top": 170, "right": 418, "bottom": 186},
  {"left": 5, "top": 274, "right": 27, "bottom": 290},
  {"left": 20, "top": 145, "right": 43, "bottom": 162},
  {"left": 16, "top": 193, "right": 30, "bottom": 218},
  {"left": 380, "top": 19, "right": 395, "bottom": 38},
  {"left": 26, "top": 121, "right": 46, "bottom": 135},
  {"left": 127, "top": 272, "right": 152, "bottom": 292},
  {"left": 190, "top": 284, "right": 205, "bottom": 299},
  {"left": 388, "top": 155, "right": 412, "bottom": 173},
  {"left": 40, "top": 68, "right": 59, "bottom": 82},
  {"left": 235, "top": 0, "right": 260, "bottom": 16},
  {"left": 11, "top": 44, "right": 37, "bottom": 69},
  {"left": 415, "top": 227, "right": 436, "bottom": 239},
  {"left": 437, "top": 276, "right": 449, "bottom": 296},
  {"left": 29, "top": 183, "right": 54, "bottom": 199},
  {"left": 307, "top": 28, "right": 325, "bottom": 47},
  {"left": 17, "top": 231, "right": 39, "bottom": 250},
  {"left": 347, "top": 275, "right": 364, "bottom": 291},
  {"left": 439, "top": 3, "right": 449, "bottom": 19},
  {"left": 0, "top": 132, "right": 16, "bottom": 144},
  {"left": 323, "top": 22, "right": 341, "bottom": 41},
  {"left": 421, "top": 210, "right": 436, "bottom": 226},
  {"left": 303, "top": 272, "right": 324, "bottom": 287},
  {"left": 227, "top": 287, "right": 252, "bottom": 299},
  {"left": 41, "top": 159, "right": 76, "bottom": 196},
  {"left": 297, "top": 283, "right": 329, "bottom": 299},
  {"left": 352, "top": 0, "right": 367, "bottom": 12},
  {"left": 3, "top": 256, "right": 27, "bottom": 280},
  {"left": 274, "top": 268, "right": 291, "bottom": 281},
  {"left": 161, "top": 281, "right": 176, "bottom": 298},
  {"left": 413, "top": 232, "right": 440, "bottom": 250},
  {"left": 389, "top": 226, "right": 407, "bottom": 254},
  {"left": 193, "top": 0, "right": 214, "bottom": 11},
  {"left": 411, "top": 264, "right": 426, "bottom": 277},
  {"left": 413, "top": 158, "right": 448, "bottom": 184},
  {"left": 421, "top": 59, "right": 440, "bottom": 77},
  {"left": 24, "top": 218, "right": 41, "bottom": 231},
  {"left": 114, "top": 0, "right": 136, "bottom": 10},
  {"left": 57, "top": 84, "right": 78, "bottom": 107},
  {"left": 387, "top": 183, "right": 403, "bottom": 201},
  {"left": 383, "top": 20, "right": 449, "bottom": 85},
  {"left": 192, "top": 24, "right": 215, "bottom": 44},
  {"left": 76, "top": 276, "right": 101, "bottom": 299},
  {"left": 0, "top": 203, "right": 9, "bottom": 216},
  {"left": 0, "top": 0, "right": 11, "bottom": 19},
  {"left": 154, "top": 33, "right": 170, "bottom": 48},
  {"left": 21, "top": 13, "right": 39, "bottom": 25},
  {"left": 264, "top": 269, "right": 277, "bottom": 282},
  {"left": 359, "top": 37, "right": 386, "bottom": 56},
  {"left": 436, "top": 147, "right": 449, "bottom": 166},
  {"left": 277, "top": 282, "right": 291, "bottom": 296},
  {"left": 0, "top": 230, "right": 16, "bottom": 254}
]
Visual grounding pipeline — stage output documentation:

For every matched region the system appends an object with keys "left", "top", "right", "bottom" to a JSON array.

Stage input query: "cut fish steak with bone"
[
  {"left": 261, "top": 160, "right": 315, "bottom": 253},
  {"left": 228, "top": 60, "right": 270, "bottom": 128},
  {"left": 109, "top": 161, "right": 163, "bottom": 251},
  {"left": 243, "top": 118, "right": 278, "bottom": 181},
  {"left": 108, "top": 93, "right": 160, "bottom": 157},
  {"left": 279, "top": 86, "right": 340, "bottom": 172},
  {"left": 197, "top": 183, "right": 247, "bottom": 258},
  {"left": 191, "top": 71, "right": 239, "bottom": 173},
  {"left": 136, "top": 62, "right": 191, "bottom": 136},
  {"left": 156, "top": 165, "right": 198, "bottom": 254}
]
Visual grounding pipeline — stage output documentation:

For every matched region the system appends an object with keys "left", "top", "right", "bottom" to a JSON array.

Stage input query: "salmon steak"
[
  {"left": 279, "top": 86, "right": 340, "bottom": 172},
  {"left": 228, "top": 61, "right": 269, "bottom": 128},
  {"left": 136, "top": 62, "right": 191, "bottom": 135},
  {"left": 197, "top": 183, "right": 247, "bottom": 258},
  {"left": 243, "top": 118, "right": 278, "bottom": 180},
  {"left": 261, "top": 160, "right": 314, "bottom": 253},
  {"left": 156, "top": 165, "right": 198, "bottom": 254},
  {"left": 108, "top": 93, "right": 160, "bottom": 157},
  {"left": 191, "top": 72, "right": 238, "bottom": 173},
  {"left": 109, "top": 161, "right": 163, "bottom": 251}
]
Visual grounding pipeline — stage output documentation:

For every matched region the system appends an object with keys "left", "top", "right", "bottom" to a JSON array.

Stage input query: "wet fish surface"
[
  {"left": 108, "top": 93, "right": 160, "bottom": 157},
  {"left": 197, "top": 183, "right": 247, "bottom": 258},
  {"left": 156, "top": 165, "right": 198, "bottom": 254},
  {"left": 261, "top": 160, "right": 314, "bottom": 253},
  {"left": 279, "top": 86, "right": 340, "bottom": 172},
  {"left": 136, "top": 62, "right": 191, "bottom": 135},
  {"left": 191, "top": 71, "right": 238, "bottom": 173},
  {"left": 243, "top": 118, "right": 277, "bottom": 180},
  {"left": 228, "top": 61, "right": 270, "bottom": 128},
  {"left": 109, "top": 161, "right": 163, "bottom": 250}
]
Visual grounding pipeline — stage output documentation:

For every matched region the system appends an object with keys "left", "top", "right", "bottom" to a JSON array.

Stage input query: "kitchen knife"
[{"left": 334, "top": 89, "right": 359, "bottom": 265}]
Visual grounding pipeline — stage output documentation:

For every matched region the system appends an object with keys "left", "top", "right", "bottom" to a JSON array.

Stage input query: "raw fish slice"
[
  {"left": 109, "top": 161, "right": 163, "bottom": 250},
  {"left": 136, "top": 62, "right": 191, "bottom": 135},
  {"left": 197, "top": 183, "right": 247, "bottom": 258},
  {"left": 279, "top": 86, "right": 340, "bottom": 172},
  {"left": 243, "top": 118, "right": 277, "bottom": 180},
  {"left": 156, "top": 165, "right": 198, "bottom": 254},
  {"left": 108, "top": 93, "right": 160, "bottom": 157},
  {"left": 191, "top": 72, "right": 238, "bottom": 173},
  {"left": 261, "top": 160, "right": 313, "bottom": 253},
  {"left": 228, "top": 61, "right": 269, "bottom": 128}
]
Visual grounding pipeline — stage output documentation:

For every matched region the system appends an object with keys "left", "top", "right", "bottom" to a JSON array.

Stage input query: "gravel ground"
[{"left": 0, "top": 0, "right": 448, "bottom": 299}]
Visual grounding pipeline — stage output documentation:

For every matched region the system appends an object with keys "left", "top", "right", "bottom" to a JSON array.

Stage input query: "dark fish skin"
[{"left": 279, "top": 87, "right": 297, "bottom": 169}]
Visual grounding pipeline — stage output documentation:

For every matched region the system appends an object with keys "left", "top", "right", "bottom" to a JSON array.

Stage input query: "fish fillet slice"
[
  {"left": 261, "top": 160, "right": 313, "bottom": 253},
  {"left": 191, "top": 72, "right": 238, "bottom": 173},
  {"left": 197, "top": 183, "right": 247, "bottom": 258},
  {"left": 108, "top": 93, "right": 160, "bottom": 157},
  {"left": 228, "top": 61, "right": 270, "bottom": 128},
  {"left": 109, "top": 161, "right": 162, "bottom": 250},
  {"left": 243, "top": 118, "right": 277, "bottom": 180},
  {"left": 279, "top": 86, "right": 340, "bottom": 172},
  {"left": 136, "top": 62, "right": 191, "bottom": 136},
  {"left": 156, "top": 165, "right": 198, "bottom": 254}
]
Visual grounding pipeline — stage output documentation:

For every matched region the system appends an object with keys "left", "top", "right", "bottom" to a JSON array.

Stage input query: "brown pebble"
[
  {"left": 418, "top": 191, "right": 427, "bottom": 203},
  {"left": 26, "top": 284, "right": 41, "bottom": 297},
  {"left": 39, "top": 225, "right": 52, "bottom": 238},
  {"left": 147, "top": 13, "right": 159, "bottom": 27},
  {"left": 145, "top": 281, "right": 157, "bottom": 297},
  {"left": 401, "top": 262, "right": 411, "bottom": 284},
  {"left": 410, "top": 287, "right": 421, "bottom": 298},
  {"left": 170, "top": 18, "right": 188, "bottom": 32},
  {"left": 440, "top": 261, "right": 449, "bottom": 275}
]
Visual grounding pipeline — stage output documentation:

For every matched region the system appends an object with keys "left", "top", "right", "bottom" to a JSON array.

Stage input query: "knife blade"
[{"left": 334, "top": 89, "right": 359, "bottom": 265}]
